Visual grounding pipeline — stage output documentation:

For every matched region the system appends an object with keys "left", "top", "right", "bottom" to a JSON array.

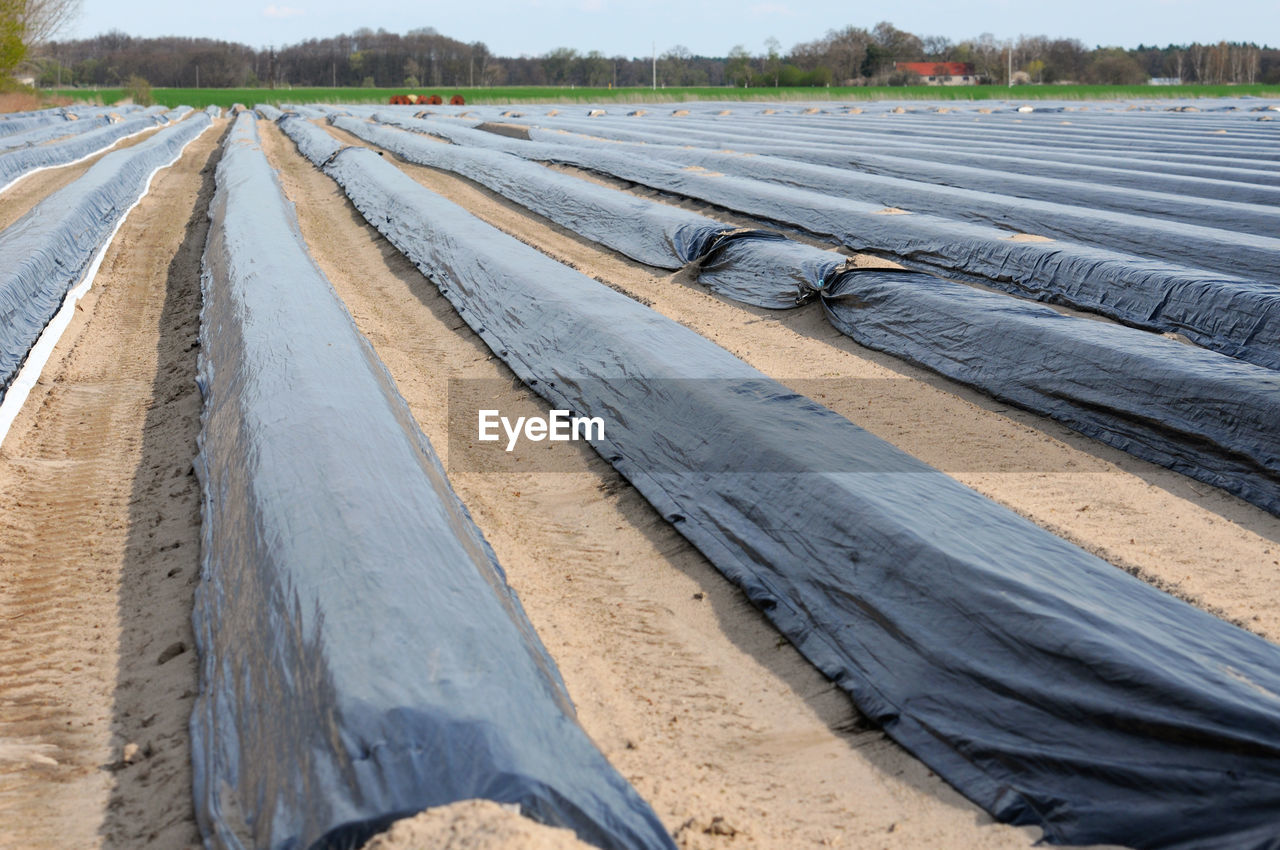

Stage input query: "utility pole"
[
  {"left": 652, "top": 41, "right": 656, "bottom": 90},
  {"left": 195, "top": 64, "right": 199, "bottom": 88},
  {"left": 1007, "top": 41, "right": 1012, "bottom": 88}
]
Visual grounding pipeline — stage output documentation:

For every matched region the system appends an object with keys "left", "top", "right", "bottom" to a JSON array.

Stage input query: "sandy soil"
[
  {"left": 0, "top": 120, "right": 221, "bottom": 849},
  {"left": 361, "top": 801, "right": 597, "bottom": 850}
]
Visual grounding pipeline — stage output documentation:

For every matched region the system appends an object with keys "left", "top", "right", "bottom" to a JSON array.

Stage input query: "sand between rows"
[{"left": 0, "top": 119, "right": 222, "bottom": 850}]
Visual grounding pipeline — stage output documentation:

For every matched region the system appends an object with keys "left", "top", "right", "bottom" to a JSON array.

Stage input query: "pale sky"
[{"left": 63, "top": 0, "right": 1278, "bottom": 56}]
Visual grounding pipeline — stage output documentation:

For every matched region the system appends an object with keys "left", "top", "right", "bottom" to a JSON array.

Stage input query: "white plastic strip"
[{"left": 0, "top": 119, "right": 212, "bottom": 447}]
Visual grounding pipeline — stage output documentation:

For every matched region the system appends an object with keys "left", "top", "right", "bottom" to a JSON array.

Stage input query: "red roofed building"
[{"left": 894, "top": 62, "right": 980, "bottom": 85}]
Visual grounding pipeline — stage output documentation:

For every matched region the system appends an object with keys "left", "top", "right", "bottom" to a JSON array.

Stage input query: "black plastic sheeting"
[
  {"left": 0, "top": 106, "right": 178, "bottom": 190},
  {"left": 477, "top": 108, "right": 1280, "bottom": 182},
  {"left": 832, "top": 143, "right": 1280, "bottom": 210},
  {"left": 192, "top": 114, "right": 674, "bottom": 850},
  {"left": 379, "top": 115, "right": 1280, "bottom": 373},
  {"left": 537, "top": 117, "right": 1280, "bottom": 236},
  {"left": 328, "top": 115, "right": 732, "bottom": 271},
  {"left": 0, "top": 112, "right": 211, "bottom": 402},
  {"left": 831, "top": 112, "right": 1280, "bottom": 160},
  {"left": 814, "top": 265, "right": 1280, "bottom": 513},
  {"left": 619, "top": 109, "right": 1280, "bottom": 166},
  {"left": 329, "top": 115, "right": 1280, "bottom": 515},
  {"left": 502, "top": 116, "right": 1280, "bottom": 275},
  {"left": 521, "top": 110, "right": 1280, "bottom": 193},
  {"left": 282, "top": 115, "right": 1280, "bottom": 850}
]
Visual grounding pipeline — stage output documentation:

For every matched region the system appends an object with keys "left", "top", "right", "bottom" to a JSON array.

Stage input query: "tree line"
[{"left": 23, "top": 22, "right": 1280, "bottom": 90}]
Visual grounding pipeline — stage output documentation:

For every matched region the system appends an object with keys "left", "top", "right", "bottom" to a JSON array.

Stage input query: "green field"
[{"left": 48, "top": 83, "right": 1280, "bottom": 110}]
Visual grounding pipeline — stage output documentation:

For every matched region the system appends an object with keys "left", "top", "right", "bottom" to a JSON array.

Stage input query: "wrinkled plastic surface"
[
  {"left": 564, "top": 118, "right": 1280, "bottom": 237},
  {"left": 348, "top": 114, "right": 830, "bottom": 306},
  {"left": 386, "top": 116, "right": 1280, "bottom": 372},
  {"left": 349, "top": 114, "right": 1280, "bottom": 513},
  {"left": 0, "top": 112, "right": 211, "bottom": 401},
  {"left": 0, "top": 104, "right": 139, "bottom": 134},
  {"left": 539, "top": 110, "right": 1280, "bottom": 191},
  {"left": 335, "top": 115, "right": 731, "bottom": 269},
  {"left": 0, "top": 107, "right": 180, "bottom": 189},
  {"left": 279, "top": 115, "right": 342, "bottom": 164},
  {"left": 0, "top": 114, "right": 112, "bottom": 152},
  {"left": 254, "top": 103, "right": 283, "bottom": 121},
  {"left": 818, "top": 266, "right": 1280, "bottom": 513},
  {"left": 283, "top": 117, "right": 1280, "bottom": 850},
  {"left": 521, "top": 113, "right": 1280, "bottom": 236},
  {"left": 192, "top": 114, "right": 674, "bottom": 850},
  {"left": 0, "top": 111, "right": 77, "bottom": 136}
]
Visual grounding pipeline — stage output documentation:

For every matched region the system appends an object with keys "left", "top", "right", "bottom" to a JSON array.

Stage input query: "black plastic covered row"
[
  {"left": 282, "top": 115, "right": 1280, "bottom": 850},
  {"left": 330, "top": 114, "right": 1280, "bottom": 515},
  {"left": 329, "top": 114, "right": 833, "bottom": 306},
  {"left": 565, "top": 113, "right": 1280, "bottom": 203},
  {"left": 527, "top": 115, "right": 1280, "bottom": 233},
  {"left": 503, "top": 115, "right": 1280, "bottom": 272},
  {"left": 0, "top": 112, "right": 211, "bottom": 401},
  {"left": 634, "top": 109, "right": 1280, "bottom": 164},
  {"left": 526, "top": 111, "right": 1280, "bottom": 188},
  {"left": 328, "top": 115, "right": 732, "bottom": 269},
  {"left": 374, "top": 114, "right": 1280, "bottom": 373},
  {"left": 191, "top": 113, "right": 674, "bottom": 850}
]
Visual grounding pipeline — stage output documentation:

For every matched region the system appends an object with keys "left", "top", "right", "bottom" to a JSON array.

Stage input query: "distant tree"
[
  {"left": 921, "top": 34, "right": 953, "bottom": 59},
  {"left": 764, "top": 36, "right": 781, "bottom": 86},
  {"left": 542, "top": 46, "right": 577, "bottom": 85},
  {"left": 0, "top": 0, "right": 24, "bottom": 79},
  {"left": 726, "top": 43, "right": 752, "bottom": 86},
  {"left": 1085, "top": 48, "right": 1148, "bottom": 84},
  {"left": 2, "top": 0, "right": 81, "bottom": 81},
  {"left": 22, "top": 0, "right": 81, "bottom": 47},
  {"left": 823, "top": 25, "right": 873, "bottom": 83},
  {"left": 660, "top": 43, "right": 690, "bottom": 86},
  {"left": 578, "top": 49, "right": 610, "bottom": 86},
  {"left": 469, "top": 41, "right": 489, "bottom": 87},
  {"left": 403, "top": 57, "right": 420, "bottom": 86},
  {"left": 28, "top": 19, "right": 1280, "bottom": 93}
]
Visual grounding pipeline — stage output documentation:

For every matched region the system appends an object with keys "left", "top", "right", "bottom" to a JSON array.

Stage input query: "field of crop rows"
[{"left": 0, "top": 96, "right": 1277, "bottom": 850}]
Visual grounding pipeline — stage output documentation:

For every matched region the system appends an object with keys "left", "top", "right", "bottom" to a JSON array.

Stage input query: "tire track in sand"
[{"left": 0, "top": 119, "right": 223, "bottom": 849}]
